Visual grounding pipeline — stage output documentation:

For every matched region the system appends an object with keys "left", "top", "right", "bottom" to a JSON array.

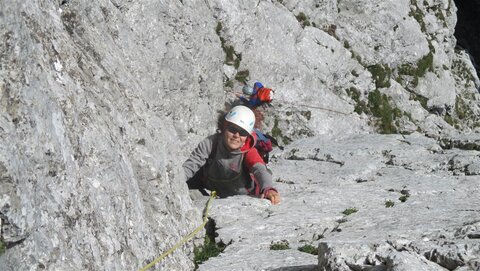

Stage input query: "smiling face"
[{"left": 223, "top": 122, "right": 249, "bottom": 151}]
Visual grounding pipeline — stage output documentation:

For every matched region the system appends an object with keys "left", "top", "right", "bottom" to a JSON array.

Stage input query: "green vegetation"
[
  {"left": 194, "top": 236, "right": 226, "bottom": 268},
  {"left": 234, "top": 70, "right": 250, "bottom": 84},
  {"left": 452, "top": 57, "right": 475, "bottom": 84},
  {"left": 295, "top": 12, "right": 311, "bottom": 28},
  {"left": 224, "top": 79, "right": 234, "bottom": 88},
  {"left": 385, "top": 200, "right": 395, "bottom": 208},
  {"left": 399, "top": 195, "right": 408, "bottom": 202},
  {"left": 215, "top": 21, "right": 242, "bottom": 69},
  {"left": 409, "top": 0, "right": 426, "bottom": 32},
  {"left": 367, "top": 89, "right": 401, "bottom": 134},
  {"left": 271, "top": 118, "right": 292, "bottom": 145},
  {"left": 346, "top": 87, "right": 368, "bottom": 115},
  {"left": 351, "top": 51, "right": 362, "bottom": 63},
  {"left": 0, "top": 239, "right": 5, "bottom": 255},
  {"left": 444, "top": 114, "right": 456, "bottom": 127},
  {"left": 443, "top": 96, "right": 476, "bottom": 128},
  {"left": 347, "top": 87, "right": 401, "bottom": 134},
  {"left": 455, "top": 97, "right": 468, "bottom": 120},
  {"left": 271, "top": 118, "right": 282, "bottom": 139},
  {"left": 430, "top": 4, "right": 448, "bottom": 27},
  {"left": 298, "top": 244, "right": 318, "bottom": 255},
  {"left": 342, "top": 207, "right": 358, "bottom": 215},
  {"left": 367, "top": 64, "right": 392, "bottom": 89},
  {"left": 270, "top": 240, "right": 290, "bottom": 250},
  {"left": 397, "top": 52, "right": 434, "bottom": 87},
  {"left": 409, "top": 92, "right": 429, "bottom": 110}
]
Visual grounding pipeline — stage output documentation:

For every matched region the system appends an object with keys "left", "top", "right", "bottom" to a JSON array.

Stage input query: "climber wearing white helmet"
[{"left": 183, "top": 105, "right": 280, "bottom": 205}]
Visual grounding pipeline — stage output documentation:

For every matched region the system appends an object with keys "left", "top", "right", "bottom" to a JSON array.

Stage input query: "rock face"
[
  {"left": 0, "top": 1, "right": 222, "bottom": 270},
  {"left": 1, "top": 0, "right": 479, "bottom": 271},
  {"left": 198, "top": 133, "right": 480, "bottom": 270}
]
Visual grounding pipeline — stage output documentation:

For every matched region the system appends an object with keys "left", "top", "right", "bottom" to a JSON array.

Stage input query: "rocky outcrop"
[
  {"left": 1, "top": 0, "right": 479, "bottom": 270},
  {"left": 198, "top": 133, "right": 480, "bottom": 270},
  {"left": 0, "top": 1, "right": 223, "bottom": 270}
]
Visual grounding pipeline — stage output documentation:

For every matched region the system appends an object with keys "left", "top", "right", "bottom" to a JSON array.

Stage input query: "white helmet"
[
  {"left": 225, "top": 105, "right": 255, "bottom": 135},
  {"left": 242, "top": 85, "right": 254, "bottom": 95}
]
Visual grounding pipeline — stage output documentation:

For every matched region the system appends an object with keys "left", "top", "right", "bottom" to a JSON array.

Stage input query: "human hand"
[{"left": 264, "top": 190, "right": 280, "bottom": 205}]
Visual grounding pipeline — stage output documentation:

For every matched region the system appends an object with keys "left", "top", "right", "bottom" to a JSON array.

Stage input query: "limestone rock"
[{"left": 1, "top": 0, "right": 480, "bottom": 270}]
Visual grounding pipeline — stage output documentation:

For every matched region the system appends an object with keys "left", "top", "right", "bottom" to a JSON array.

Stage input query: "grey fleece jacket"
[{"left": 183, "top": 133, "right": 275, "bottom": 197}]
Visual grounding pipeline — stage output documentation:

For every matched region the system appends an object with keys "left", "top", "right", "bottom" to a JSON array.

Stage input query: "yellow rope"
[{"left": 138, "top": 191, "right": 217, "bottom": 271}]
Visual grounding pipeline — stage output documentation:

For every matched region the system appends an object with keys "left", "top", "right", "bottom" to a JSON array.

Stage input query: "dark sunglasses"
[{"left": 226, "top": 124, "right": 249, "bottom": 137}]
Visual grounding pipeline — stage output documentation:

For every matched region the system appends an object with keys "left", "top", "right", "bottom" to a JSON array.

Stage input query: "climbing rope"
[
  {"left": 289, "top": 102, "right": 351, "bottom": 115},
  {"left": 138, "top": 191, "right": 217, "bottom": 271},
  {"left": 231, "top": 91, "right": 352, "bottom": 116}
]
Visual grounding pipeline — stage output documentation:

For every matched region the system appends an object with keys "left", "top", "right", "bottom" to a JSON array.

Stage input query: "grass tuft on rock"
[
  {"left": 298, "top": 244, "right": 318, "bottom": 255},
  {"left": 367, "top": 89, "right": 400, "bottom": 134},
  {"left": 235, "top": 70, "right": 249, "bottom": 84},
  {"left": 270, "top": 240, "right": 290, "bottom": 250},
  {"left": 0, "top": 239, "right": 5, "bottom": 255},
  {"left": 385, "top": 200, "right": 395, "bottom": 208},
  {"left": 295, "top": 12, "right": 311, "bottom": 28},
  {"left": 194, "top": 236, "right": 226, "bottom": 268},
  {"left": 367, "top": 64, "right": 392, "bottom": 89},
  {"left": 342, "top": 207, "right": 358, "bottom": 215}
]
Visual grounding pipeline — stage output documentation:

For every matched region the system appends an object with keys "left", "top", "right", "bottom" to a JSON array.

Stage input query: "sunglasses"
[{"left": 226, "top": 124, "right": 249, "bottom": 137}]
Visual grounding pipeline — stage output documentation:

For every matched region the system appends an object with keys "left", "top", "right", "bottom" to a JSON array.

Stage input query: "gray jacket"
[{"left": 183, "top": 133, "right": 275, "bottom": 197}]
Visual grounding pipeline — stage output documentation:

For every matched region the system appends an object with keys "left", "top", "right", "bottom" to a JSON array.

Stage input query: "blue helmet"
[{"left": 253, "top": 82, "right": 263, "bottom": 90}]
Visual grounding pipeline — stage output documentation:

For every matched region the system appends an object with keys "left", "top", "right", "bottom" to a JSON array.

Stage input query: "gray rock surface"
[
  {"left": 198, "top": 133, "right": 480, "bottom": 270},
  {"left": 1, "top": 0, "right": 480, "bottom": 270},
  {"left": 1, "top": 0, "right": 221, "bottom": 270}
]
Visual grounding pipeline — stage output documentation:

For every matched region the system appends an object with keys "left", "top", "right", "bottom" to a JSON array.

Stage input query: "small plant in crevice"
[
  {"left": 0, "top": 238, "right": 5, "bottom": 255},
  {"left": 298, "top": 244, "right": 318, "bottom": 255},
  {"left": 271, "top": 118, "right": 282, "bottom": 139},
  {"left": 443, "top": 96, "right": 476, "bottom": 128},
  {"left": 270, "top": 118, "right": 292, "bottom": 146},
  {"left": 429, "top": 4, "right": 448, "bottom": 27},
  {"left": 193, "top": 219, "right": 227, "bottom": 269},
  {"left": 367, "top": 64, "right": 392, "bottom": 89},
  {"left": 270, "top": 240, "right": 290, "bottom": 250},
  {"left": 409, "top": 0, "right": 427, "bottom": 33},
  {"left": 342, "top": 207, "right": 358, "bottom": 216},
  {"left": 399, "top": 195, "right": 408, "bottom": 202},
  {"left": 215, "top": 21, "right": 242, "bottom": 69},
  {"left": 367, "top": 89, "right": 401, "bottom": 134},
  {"left": 452, "top": 57, "right": 476, "bottom": 84},
  {"left": 444, "top": 114, "right": 456, "bottom": 127},
  {"left": 224, "top": 79, "right": 234, "bottom": 88},
  {"left": 346, "top": 87, "right": 368, "bottom": 115},
  {"left": 385, "top": 200, "right": 395, "bottom": 208},
  {"left": 397, "top": 52, "right": 434, "bottom": 88},
  {"left": 234, "top": 70, "right": 249, "bottom": 84},
  {"left": 295, "top": 12, "right": 311, "bottom": 28},
  {"left": 454, "top": 97, "right": 472, "bottom": 120},
  {"left": 193, "top": 236, "right": 226, "bottom": 268},
  {"left": 346, "top": 85, "right": 401, "bottom": 134},
  {"left": 408, "top": 92, "right": 429, "bottom": 110}
]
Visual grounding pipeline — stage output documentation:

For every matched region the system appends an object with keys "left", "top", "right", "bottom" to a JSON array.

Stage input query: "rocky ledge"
[{"left": 195, "top": 133, "right": 480, "bottom": 270}]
